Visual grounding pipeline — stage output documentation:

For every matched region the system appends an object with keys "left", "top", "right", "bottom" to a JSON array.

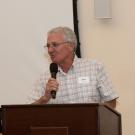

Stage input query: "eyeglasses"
[{"left": 44, "top": 41, "right": 70, "bottom": 49}]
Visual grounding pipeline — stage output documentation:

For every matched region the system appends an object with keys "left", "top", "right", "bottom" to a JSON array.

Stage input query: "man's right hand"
[{"left": 33, "top": 78, "right": 59, "bottom": 104}]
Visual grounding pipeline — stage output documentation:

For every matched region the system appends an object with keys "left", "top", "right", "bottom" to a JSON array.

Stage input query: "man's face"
[{"left": 47, "top": 32, "right": 74, "bottom": 65}]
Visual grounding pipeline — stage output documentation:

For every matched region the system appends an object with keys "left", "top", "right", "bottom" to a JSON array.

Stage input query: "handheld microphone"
[{"left": 50, "top": 63, "right": 58, "bottom": 99}]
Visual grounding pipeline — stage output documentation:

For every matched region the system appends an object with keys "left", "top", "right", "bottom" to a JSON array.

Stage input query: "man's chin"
[
  {"left": 50, "top": 57, "right": 61, "bottom": 64},
  {"left": 51, "top": 58, "right": 57, "bottom": 63}
]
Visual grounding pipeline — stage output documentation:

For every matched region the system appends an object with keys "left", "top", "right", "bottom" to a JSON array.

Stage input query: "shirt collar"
[
  {"left": 58, "top": 55, "right": 79, "bottom": 75},
  {"left": 72, "top": 55, "right": 79, "bottom": 67}
]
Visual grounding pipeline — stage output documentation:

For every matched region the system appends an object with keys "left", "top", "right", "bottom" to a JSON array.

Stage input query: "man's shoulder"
[{"left": 75, "top": 57, "right": 103, "bottom": 67}]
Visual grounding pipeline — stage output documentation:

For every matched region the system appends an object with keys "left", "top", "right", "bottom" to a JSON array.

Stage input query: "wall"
[
  {"left": 78, "top": 0, "right": 135, "bottom": 135},
  {"left": 0, "top": 0, "right": 74, "bottom": 105}
]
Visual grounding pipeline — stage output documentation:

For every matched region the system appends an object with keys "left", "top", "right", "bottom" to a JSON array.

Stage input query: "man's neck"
[{"left": 59, "top": 55, "right": 75, "bottom": 73}]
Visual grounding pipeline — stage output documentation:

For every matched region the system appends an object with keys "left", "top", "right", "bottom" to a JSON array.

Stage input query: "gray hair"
[{"left": 47, "top": 26, "right": 77, "bottom": 49}]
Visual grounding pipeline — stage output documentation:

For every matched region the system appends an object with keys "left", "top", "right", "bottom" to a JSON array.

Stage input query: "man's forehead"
[{"left": 47, "top": 32, "right": 65, "bottom": 41}]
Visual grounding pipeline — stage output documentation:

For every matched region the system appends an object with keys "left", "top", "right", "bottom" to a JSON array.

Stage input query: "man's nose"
[{"left": 48, "top": 46, "right": 55, "bottom": 53}]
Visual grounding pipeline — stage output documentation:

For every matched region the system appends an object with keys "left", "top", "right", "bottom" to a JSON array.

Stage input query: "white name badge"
[{"left": 78, "top": 76, "right": 90, "bottom": 84}]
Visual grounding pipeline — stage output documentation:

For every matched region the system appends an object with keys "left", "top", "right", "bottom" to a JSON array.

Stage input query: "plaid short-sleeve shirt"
[{"left": 27, "top": 57, "right": 118, "bottom": 104}]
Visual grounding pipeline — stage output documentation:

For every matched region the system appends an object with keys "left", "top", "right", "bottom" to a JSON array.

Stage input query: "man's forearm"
[{"left": 32, "top": 96, "right": 49, "bottom": 104}]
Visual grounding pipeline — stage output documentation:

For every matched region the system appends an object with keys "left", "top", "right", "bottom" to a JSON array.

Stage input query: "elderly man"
[{"left": 27, "top": 26, "right": 118, "bottom": 108}]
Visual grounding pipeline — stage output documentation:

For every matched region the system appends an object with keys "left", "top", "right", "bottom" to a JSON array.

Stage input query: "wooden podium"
[{"left": 1, "top": 104, "right": 122, "bottom": 135}]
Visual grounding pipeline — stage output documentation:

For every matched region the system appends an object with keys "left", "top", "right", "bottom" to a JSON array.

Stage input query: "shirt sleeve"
[
  {"left": 97, "top": 62, "right": 119, "bottom": 102},
  {"left": 26, "top": 73, "right": 47, "bottom": 104}
]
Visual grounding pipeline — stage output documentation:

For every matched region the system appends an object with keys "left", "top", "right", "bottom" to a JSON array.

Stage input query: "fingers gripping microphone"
[{"left": 50, "top": 63, "right": 58, "bottom": 99}]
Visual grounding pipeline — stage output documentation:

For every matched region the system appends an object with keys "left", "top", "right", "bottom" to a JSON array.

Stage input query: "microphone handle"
[
  {"left": 51, "top": 72, "right": 57, "bottom": 99},
  {"left": 51, "top": 72, "right": 56, "bottom": 79},
  {"left": 51, "top": 91, "right": 56, "bottom": 99}
]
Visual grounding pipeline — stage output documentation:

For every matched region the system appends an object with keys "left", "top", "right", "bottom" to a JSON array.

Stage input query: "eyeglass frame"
[{"left": 44, "top": 41, "right": 72, "bottom": 49}]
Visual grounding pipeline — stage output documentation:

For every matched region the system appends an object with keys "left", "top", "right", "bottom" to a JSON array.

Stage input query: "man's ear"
[{"left": 69, "top": 43, "right": 76, "bottom": 52}]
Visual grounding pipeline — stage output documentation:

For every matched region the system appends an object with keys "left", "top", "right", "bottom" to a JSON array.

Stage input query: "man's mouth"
[{"left": 50, "top": 54, "right": 55, "bottom": 59}]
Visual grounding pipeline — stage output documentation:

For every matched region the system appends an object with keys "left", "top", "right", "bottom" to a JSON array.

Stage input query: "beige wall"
[{"left": 78, "top": 0, "right": 135, "bottom": 135}]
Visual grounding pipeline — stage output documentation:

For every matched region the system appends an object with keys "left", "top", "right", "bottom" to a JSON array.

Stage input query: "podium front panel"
[
  {"left": 30, "top": 126, "right": 68, "bottom": 135},
  {"left": 2, "top": 104, "right": 99, "bottom": 135}
]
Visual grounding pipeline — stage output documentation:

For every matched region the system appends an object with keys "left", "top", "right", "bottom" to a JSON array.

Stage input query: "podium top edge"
[
  {"left": 0, "top": 103, "right": 121, "bottom": 116},
  {"left": 1, "top": 103, "right": 100, "bottom": 108}
]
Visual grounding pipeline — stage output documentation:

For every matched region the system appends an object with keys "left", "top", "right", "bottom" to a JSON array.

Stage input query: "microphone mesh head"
[{"left": 50, "top": 63, "right": 58, "bottom": 73}]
